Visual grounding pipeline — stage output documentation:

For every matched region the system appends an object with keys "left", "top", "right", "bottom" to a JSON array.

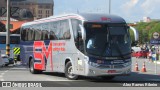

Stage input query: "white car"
[
  {"left": 132, "top": 46, "right": 141, "bottom": 52},
  {"left": 1, "top": 54, "right": 9, "bottom": 66}
]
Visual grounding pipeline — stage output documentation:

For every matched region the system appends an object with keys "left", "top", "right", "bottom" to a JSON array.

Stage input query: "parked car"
[
  {"left": 0, "top": 54, "right": 4, "bottom": 67},
  {"left": 8, "top": 58, "right": 14, "bottom": 64},
  {"left": 132, "top": 46, "right": 141, "bottom": 52},
  {"left": 1, "top": 54, "right": 9, "bottom": 66},
  {"left": 133, "top": 51, "right": 148, "bottom": 58}
]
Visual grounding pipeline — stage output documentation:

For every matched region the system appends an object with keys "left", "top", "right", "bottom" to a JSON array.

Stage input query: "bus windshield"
[
  {"left": 85, "top": 23, "right": 131, "bottom": 57},
  {"left": 0, "top": 36, "right": 20, "bottom": 44}
]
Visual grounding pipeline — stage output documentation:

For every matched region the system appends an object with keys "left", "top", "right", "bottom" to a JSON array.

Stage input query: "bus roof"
[{"left": 22, "top": 13, "right": 126, "bottom": 26}]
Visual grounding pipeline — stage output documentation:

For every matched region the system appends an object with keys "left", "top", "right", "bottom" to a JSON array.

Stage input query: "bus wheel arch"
[
  {"left": 29, "top": 56, "right": 42, "bottom": 74},
  {"left": 65, "top": 59, "right": 70, "bottom": 66},
  {"left": 64, "top": 59, "right": 78, "bottom": 80},
  {"left": 29, "top": 57, "right": 33, "bottom": 68}
]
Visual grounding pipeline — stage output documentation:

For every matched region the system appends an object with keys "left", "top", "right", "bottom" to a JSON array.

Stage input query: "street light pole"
[
  {"left": 109, "top": 0, "right": 111, "bottom": 14},
  {"left": 6, "top": 0, "right": 10, "bottom": 57}
]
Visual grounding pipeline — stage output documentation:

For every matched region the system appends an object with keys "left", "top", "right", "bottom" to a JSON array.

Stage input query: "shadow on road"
[
  {"left": 41, "top": 72, "right": 160, "bottom": 87},
  {"left": 0, "top": 62, "right": 28, "bottom": 71},
  {"left": 42, "top": 72, "right": 160, "bottom": 82}
]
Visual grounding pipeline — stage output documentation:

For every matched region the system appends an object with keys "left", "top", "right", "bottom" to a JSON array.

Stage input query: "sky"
[{"left": 54, "top": 0, "right": 160, "bottom": 23}]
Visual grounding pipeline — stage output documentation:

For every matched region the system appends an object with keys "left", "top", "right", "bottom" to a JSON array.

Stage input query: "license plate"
[{"left": 107, "top": 70, "right": 116, "bottom": 73}]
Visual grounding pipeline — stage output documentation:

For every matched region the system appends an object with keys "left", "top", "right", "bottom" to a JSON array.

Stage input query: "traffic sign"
[
  {"left": 150, "top": 32, "right": 160, "bottom": 45},
  {"left": 153, "top": 32, "right": 159, "bottom": 39}
]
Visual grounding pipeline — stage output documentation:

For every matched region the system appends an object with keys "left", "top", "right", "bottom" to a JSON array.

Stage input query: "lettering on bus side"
[{"left": 33, "top": 41, "right": 53, "bottom": 71}]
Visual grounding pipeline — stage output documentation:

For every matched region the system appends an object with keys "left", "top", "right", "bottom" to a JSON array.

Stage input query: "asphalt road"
[{"left": 0, "top": 57, "right": 160, "bottom": 87}]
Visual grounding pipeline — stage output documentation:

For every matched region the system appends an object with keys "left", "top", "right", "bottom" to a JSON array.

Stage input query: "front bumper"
[{"left": 84, "top": 62, "right": 131, "bottom": 76}]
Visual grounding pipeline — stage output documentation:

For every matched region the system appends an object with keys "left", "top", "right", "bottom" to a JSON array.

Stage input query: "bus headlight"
[
  {"left": 123, "top": 62, "right": 131, "bottom": 67},
  {"left": 89, "top": 61, "right": 100, "bottom": 67}
]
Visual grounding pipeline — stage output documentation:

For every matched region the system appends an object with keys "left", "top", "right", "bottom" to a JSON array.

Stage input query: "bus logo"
[{"left": 33, "top": 41, "right": 53, "bottom": 71}]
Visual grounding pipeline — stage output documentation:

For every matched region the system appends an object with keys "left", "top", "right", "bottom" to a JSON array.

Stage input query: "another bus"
[
  {"left": 20, "top": 13, "right": 138, "bottom": 80},
  {"left": 0, "top": 32, "right": 20, "bottom": 65}
]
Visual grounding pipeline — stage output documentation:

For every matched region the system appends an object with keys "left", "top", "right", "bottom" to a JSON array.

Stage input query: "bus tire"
[
  {"left": 29, "top": 59, "right": 42, "bottom": 74},
  {"left": 65, "top": 61, "right": 78, "bottom": 80},
  {"left": 100, "top": 76, "right": 115, "bottom": 80}
]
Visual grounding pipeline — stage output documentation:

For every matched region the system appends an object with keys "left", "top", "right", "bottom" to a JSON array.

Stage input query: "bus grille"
[
  {"left": 97, "top": 64, "right": 125, "bottom": 69},
  {"left": 113, "top": 65, "right": 125, "bottom": 68},
  {"left": 98, "top": 65, "right": 111, "bottom": 69}
]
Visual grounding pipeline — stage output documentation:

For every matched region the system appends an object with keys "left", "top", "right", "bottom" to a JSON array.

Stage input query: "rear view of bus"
[{"left": 20, "top": 13, "right": 138, "bottom": 80}]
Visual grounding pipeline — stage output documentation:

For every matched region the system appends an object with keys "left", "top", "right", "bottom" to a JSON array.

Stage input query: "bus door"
[{"left": 73, "top": 24, "right": 86, "bottom": 75}]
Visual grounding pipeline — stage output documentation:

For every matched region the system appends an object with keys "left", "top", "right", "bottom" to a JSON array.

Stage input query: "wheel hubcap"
[{"left": 67, "top": 66, "right": 75, "bottom": 78}]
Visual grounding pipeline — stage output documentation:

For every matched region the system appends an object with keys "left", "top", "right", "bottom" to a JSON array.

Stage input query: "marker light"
[{"left": 101, "top": 17, "right": 111, "bottom": 22}]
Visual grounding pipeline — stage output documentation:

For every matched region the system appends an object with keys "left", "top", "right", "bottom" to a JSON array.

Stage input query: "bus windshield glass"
[
  {"left": 0, "top": 36, "right": 20, "bottom": 44},
  {"left": 85, "top": 23, "right": 131, "bottom": 57}
]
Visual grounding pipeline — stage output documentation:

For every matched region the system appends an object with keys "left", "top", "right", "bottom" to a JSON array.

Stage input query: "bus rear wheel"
[
  {"left": 29, "top": 59, "right": 42, "bottom": 74},
  {"left": 65, "top": 61, "right": 78, "bottom": 80}
]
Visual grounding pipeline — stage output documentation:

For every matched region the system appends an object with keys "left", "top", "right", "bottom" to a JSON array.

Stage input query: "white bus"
[{"left": 20, "top": 13, "right": 138, "bottom": 80}]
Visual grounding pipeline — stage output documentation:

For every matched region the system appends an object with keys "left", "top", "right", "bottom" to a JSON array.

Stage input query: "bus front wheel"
[
  {"left": 29, "top": 59, "right": 42, "bottom": 74},
  {"left": 65, "top": 61, "right": 78, "bottom": 80}
]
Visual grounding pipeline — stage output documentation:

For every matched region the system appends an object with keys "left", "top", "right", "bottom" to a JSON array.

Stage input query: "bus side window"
[
  {"left": 25, "top": 28, "right": 29, "bottom": 41},
  {"left": 45, "top": 31, "right": 49, "bottom": 40},
  {"left": 60, "top": 20, "right": 71, "bottom": 40},
  {"left": 21, "top": 28, "right": 27, "bottom": 41},
  {"left": 50, "top": 21, "right": 60, "bottom": 40},
  {"left": 50, "top": 31, "right": 57, "bottom": 40},
  {"left": 35, "top": 29, "right": 42, "bottom": 41},
  {"left": 63, "top": 30, "right": 71, "bottom": 39},
  {"left": 42, "top": 30, "right": 49, "bottom": 40},
  {"left": 28, "top": 28, "right": 34, "bottom": 41},
  {"left": 71, "top": 19, "right": 84, "bottom": 52}
]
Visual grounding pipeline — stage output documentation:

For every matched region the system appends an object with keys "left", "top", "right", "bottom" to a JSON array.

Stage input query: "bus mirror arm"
[
  {"left": 79, "top": 24, "right": 86, "bottom": 40},
  {"left": 129, "top": 26, "right": 139, "bottom": 46}
]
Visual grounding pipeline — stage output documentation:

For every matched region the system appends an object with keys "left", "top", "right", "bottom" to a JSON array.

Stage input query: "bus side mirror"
[
  {"left": 129, "top": 26, "right": 139, "bottom": 46},
  {"left": 79, "top": 24, "right": 86, "bottom": 40}
]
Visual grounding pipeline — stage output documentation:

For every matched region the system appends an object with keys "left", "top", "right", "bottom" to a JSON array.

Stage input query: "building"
[
  {"left": 0, "top": 17, "right": 27, "bottom": 33},
  {"left": 0, "top": 0, "right": 54, "bottom": 20},
  {"left": 0, "top": 8, "right": 34, "bottom": 33},
  {"left": 143, "top": 17, "right": 151, "bottom": 22},
  {"left": 137, "top": 17, "right": 160, "bottom": 23}
]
